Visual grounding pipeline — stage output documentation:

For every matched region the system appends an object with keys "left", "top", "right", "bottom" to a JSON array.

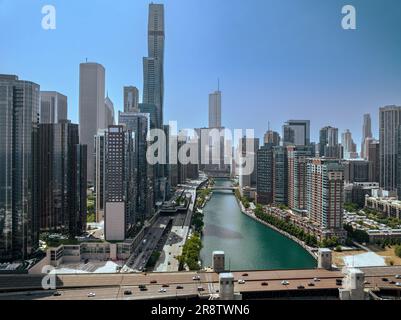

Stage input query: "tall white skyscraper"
[
  {"left": 40, "top": 91, "right": 68, "bottom": 124},
  {"left": 79, "top": 62, "right": 106, "bottom": 183},
  {"left": 209, "top": 90, "right": 222, "bottom": 128}
]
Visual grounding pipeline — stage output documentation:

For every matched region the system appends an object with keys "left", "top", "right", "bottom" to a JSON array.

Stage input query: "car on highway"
[
  {"left": 395, "top": 274, "right": 401, "bottom": 279},
  {"left": 336, "top": 279, "right": 343, "bottom": 286},
  {"left": 396, "top": 282, "right": 401, "bottom": 287},
  {"left": 197, "top": 287, "right": 205, "bottom": 292},
  {"left": 382, "top": 277, "right": 389, "bottom": 282},
  {"left": 281, "top": 280, "right": 289, "bottom": 286},
  {"left": 150, "top": 280, "right": 158, "bottom": 284},
  {"left": 53, "top": 291, "right": 62, "bottom": 297},
  {"left": 87, "top": 292, "right": 96, "bottom": 298},
  {"left": 242, "top": 273, "right": 249, "bottom": 277},
  {"left": 162, "top": 284, "right": 170, "bottom": 288},
  {"left": 313, "top": 278, "right": 320, "bottom": 282},
  {"left": 159, "top": 288, "right": 167, "bottom": 293},
  {"left": 261, "top": 282, "right": 268, "bottom": 286},
  {"left": 124, "top": 290, "right": 132, "bottom": 296},
  {"left": 297, "top": 285, "right": 305, "bottom": 290},
  {"left": 238, "top": 279, "right": 246, "bottom": 284},
  {"left": 176, "top": 285, "right": 184, "bottom": 290},
  {"left": 192, "top": 275, "right": 201, "bottom": 281}
]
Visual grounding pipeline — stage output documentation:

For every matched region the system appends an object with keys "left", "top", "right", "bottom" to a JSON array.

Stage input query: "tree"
[{"left": 395, "top": 245, "right": 401, "bottom": 258}]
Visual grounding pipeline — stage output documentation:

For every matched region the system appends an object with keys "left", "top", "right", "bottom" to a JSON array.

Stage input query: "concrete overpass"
[
  {"left": 1, "top": 266, "right": 400, "bottom": 300},
  {"left": 210, "top": 186, "right": 236, "bottom": 191}
]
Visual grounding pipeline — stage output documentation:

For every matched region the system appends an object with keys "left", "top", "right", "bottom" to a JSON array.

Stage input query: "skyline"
[
  {"left": 1, "top": 0, "right": 401, "bottom": 146},
  {"left": 2, "top": 1, "right": 401, "bottom": 304}
]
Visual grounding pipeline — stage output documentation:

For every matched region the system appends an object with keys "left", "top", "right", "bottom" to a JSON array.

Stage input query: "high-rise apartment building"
[
  {"left": 273, "top": 146, "right": 288, "bottom": 205},
  {"left": 282, "top": 120, "right": 310, "bottom": 146},
  {"left": 0, "top": 74, "right": 40, "bottom": 261},
  {"left": 104, "top": 126, "right": 134, "bottom": 241},
  {"left": 79, "top": 62, "right": 106, "bottom": 183},
  {"left": 307, "top": 158, "right": 345, "bottom": 240},
  {"left": 287, "top": 145, "right": 313, "bottom": 214},
  {"left": 256, "top": 144, "right": 274, "bottom": 204},
  {"left": 119, "top": 112, "right": 150, "bottom": 222},
  {"left": 40, "top": 91, "right": 67, "bottom": 124},
  {"left": 379, "top": 106, "right": 401, "bottom": 192},
  {"left": 38, "top": 121, "right": 87, "bottom": 237}
]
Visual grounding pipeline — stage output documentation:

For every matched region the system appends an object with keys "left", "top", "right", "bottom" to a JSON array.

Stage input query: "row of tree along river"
[{"left": 200, "top": 179, "right": 317, "bottom": 270}]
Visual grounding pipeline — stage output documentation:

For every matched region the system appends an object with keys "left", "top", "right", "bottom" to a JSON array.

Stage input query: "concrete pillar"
[
  {"left": 212, "top": 251, "right": 225, "bottom": 273},
  {"left": 219, "top": 273, "right": 234, "bottom": 300},
  {"left": 339, "top": 267, "right": 366, "bottom": 300},
  {"left": 318, "top": 248, "right": 332, "bottom": 270}
]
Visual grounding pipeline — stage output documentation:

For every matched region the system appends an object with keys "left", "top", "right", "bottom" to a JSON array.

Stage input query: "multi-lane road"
[
  {"left": 1, "top": 266, "right": 401, "bottom": 300},
  {"left": 123, "top": 216, "right": 172, "bottom": 272}
]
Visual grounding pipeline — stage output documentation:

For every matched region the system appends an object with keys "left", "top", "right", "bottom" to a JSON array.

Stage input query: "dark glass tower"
[
  {"left": 0, "top": 75, "right": 40, "bottom": 261},
  {"left": 38, "top": 121, "right": 87, "bottom": 237}
]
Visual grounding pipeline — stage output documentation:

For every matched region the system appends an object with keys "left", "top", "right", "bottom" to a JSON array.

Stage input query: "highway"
[
  {"left": 123, "top": 216, "right": 172, "bottom": 272},
  {"left": 1, "top": 266, "right": 401, "bottom": 300}
]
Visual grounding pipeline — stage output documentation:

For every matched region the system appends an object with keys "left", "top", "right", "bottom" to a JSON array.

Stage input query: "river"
[{"left": 200, "top": 179, "right": 317, "bottom": 271}]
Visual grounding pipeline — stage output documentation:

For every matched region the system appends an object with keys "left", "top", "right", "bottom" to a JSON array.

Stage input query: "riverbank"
[{"left": 235, "top": 197, "right": 318, "bottom": 260}]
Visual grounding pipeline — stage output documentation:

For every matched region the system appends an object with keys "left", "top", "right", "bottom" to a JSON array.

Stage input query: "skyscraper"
[
  {"left": 361, "top": 113, "right": 372, "bottom": 159},
  {"left": 282, "top": 120, "right": 310, "bottom": 146},
  {"left": 341, "top": 129, "right": 357, "bottom": 159},
  {"left": 264, "top": 130, "right": 280, "bottom": 146},
  {"left": 104, "top": 125, "right": 134, "bottom": 241},
  {"left": 94, "top": 129, "right": 107, "bottom": 222},
  {"left": 124, "top": 86, "right": 139, "bottom": 113},
  {"left": 238, "top": 137, "right": 259, "bottom": 187},
  {"left": 38, "top": 121, "right": 87, "bottom": 237},
  {"left": 287, "top": 145, "right": 313, "bottom": 213},
  {"left": 307, "top": 158, "right": 345, "bottom": 240},
  {"left": 273, "top": 146, "right": 288, "bottom": 205},
  {"left": 143, "top": 3, "right": 164, "bottom": 129},
  {"left": 379, "top": 106, "right": 401, "bottom": 191},
  {"left": 79, "top": 62, "right": 106, "bottom": 183},
  {"left": 104, "top": 95, "right": 115, "bottom": 127},
  {"left": 366, "top": 138, "right": 380, "bottom": 183},
  {"left": 319, "top": 126, "right": 341, "bottom": 158},
  {"left": 0, "top": 74, "right": 40, "bottom": 261},
  {"left": 119, "top": 112, "right": 150, "bottom": 222},
  {"left": 40, "top": 91, "right": 67, "bottom": 124},
  {"left": 209, "top": 90, "right": 222, "bottom": 128},
  {"left": 256, "top": 144, "right": 274, "bottom": 204}
]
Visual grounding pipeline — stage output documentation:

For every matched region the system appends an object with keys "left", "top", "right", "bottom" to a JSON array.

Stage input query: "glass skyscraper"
[{"left": 0, "top": 74, "right": 40, "bottom": 261}]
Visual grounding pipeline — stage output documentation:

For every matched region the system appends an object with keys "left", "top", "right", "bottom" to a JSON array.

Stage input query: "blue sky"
[{"left": 1, "top": 0, "right": 401, "bottom": 148}]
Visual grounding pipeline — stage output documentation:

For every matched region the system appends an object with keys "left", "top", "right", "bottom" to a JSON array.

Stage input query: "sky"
[{"left": 1, "top": 0, "right": 401, "bottom": 150}]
